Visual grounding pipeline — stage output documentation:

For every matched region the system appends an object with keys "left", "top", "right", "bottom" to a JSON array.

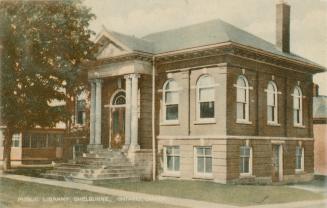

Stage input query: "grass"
[
  {"left": 0, "top": 178, "right": 183, "bottom": 208},
  {"left": 96, "top": 180, "right": 326, "bottom": 206}
]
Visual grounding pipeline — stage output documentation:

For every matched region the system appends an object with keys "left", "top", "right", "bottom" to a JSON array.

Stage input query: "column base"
[
  {"left": 87, "top": 144, "right": 103, "bottom": 152},
  {"left": 128, "top": 144, "right": 140, "bottom": 152},
  {"left": 122, "top": 144, "right": 131, "bottom": 152}
]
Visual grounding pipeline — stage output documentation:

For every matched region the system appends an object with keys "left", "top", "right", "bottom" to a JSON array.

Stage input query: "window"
[
  {"left": 11, "top": 133, "right": 20, "bottom": 147},
  {"left": 293, "top": 87, "right": 303, "bottom": 126},
  {"left": 163, "top": 80, "right": 179, "bottom": 122},
  {"left": 195, "top": 147, "right": 212, "bottom": 177},
  {"left": 197, "top": 75, "right": 215, "bottom": 120},
  {"left": 267, "top": 81, "right": 278, "bottom": 124},
  {"left": 236, "top": 76, "right": 250, "bottom": 122},
  {"left": 22, "top": 134, "right": 30, "bottom": 148},
  {"left": 76, "top": 99, "right": 86, "bottom": 125},
  {"left": 164, "top": 146, "right": 180, "bottom": 173},
  {"left": 112, "top": 91, "right": 126, "bottom": 105},
  {"left": 295, "top": 145, "right": 304, "bottom": 171},
  {"left": 240, "top": 146, "right": 252, "bottom": 176}
]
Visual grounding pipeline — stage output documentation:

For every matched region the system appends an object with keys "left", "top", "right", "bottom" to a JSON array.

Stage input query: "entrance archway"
[{"left": 110, "top": 90, "right": 126, "bottom": 149}]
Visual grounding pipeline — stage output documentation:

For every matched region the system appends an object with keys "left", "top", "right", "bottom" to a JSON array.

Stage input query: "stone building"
[{"left": 46, "top": 2, "right": 326, "bottom": 184}]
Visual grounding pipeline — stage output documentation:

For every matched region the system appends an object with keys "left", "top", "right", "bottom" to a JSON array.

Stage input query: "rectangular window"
[
  {"left": 11, "top": 134, "right": 20, "bottom": 147},
  {"left": 240, "top": 146, "right": 251, "bottom": 174},
  {"left": 195, "top": 147, "right": 212, "bottom": 176},
  {"left": 165, "top": 91, "right": 179, "bottom": 121},
  {"left": 295, "top": 146, "right": 303, "bottom": 170},
  {"left": 200, "top": 101, "right": 214, "bottom": 118},
  {"left": 76, "top": 100, "right": 86, "bottom": 125},
  {"left": 165, "top": 146, "right": 180, "bottom": 173}
]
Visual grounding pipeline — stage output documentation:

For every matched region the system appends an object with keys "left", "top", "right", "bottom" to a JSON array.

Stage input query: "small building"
[
  {"left": 82, "top": 2, "right": 326, "bottom": 184},
  {"left": 313, "top": 94, "right": 327, "bottom": 176}
]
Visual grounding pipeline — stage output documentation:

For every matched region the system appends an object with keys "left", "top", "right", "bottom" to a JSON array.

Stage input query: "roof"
[
  {"left": 99, "top": 18, "right": 325, "bottom": 69},
  {"left": 313, "top": 96, "right": 327, "bottom": 118}
]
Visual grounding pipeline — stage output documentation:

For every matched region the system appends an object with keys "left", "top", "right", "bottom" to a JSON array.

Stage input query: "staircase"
[{"left": 42, "top": 149, "right": 142, "bottom": 184}]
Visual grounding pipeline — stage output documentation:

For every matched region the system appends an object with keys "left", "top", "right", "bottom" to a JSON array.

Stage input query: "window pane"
[
  {"left": 243, "top": 158, "right": 249, "bottom": 173},
  {"left": 165, "top": 91, "right": 178, "bottom": 104},
  {"left": 237, "top": 103, "right": 245, "bottom": 119},
  {"left": 174, "top": 156, "right": 180, "bottom": 171},
  {"left": 166, "top": 104, "right": 178, "bottom": 120},
  {"left": 200, "top": 102, "right": 215, "bottom": 118},
  {"left": 199, "top": 88, "right": 214, "bottom": 101},
  {"left": 173, "top": 147, "right": 180, "bottom": 155},
  {"left": 205, "top": 157, "right": 212, "bottom": 173},
  {"left": 165, "top": 80, "right": 178, "bottom": 90},
  {"left": 197, "top": 157, "right": 205, "bottom": 173},
  {"left": 166, "top": 147, "right": 172, "bottom": 155},
  {"left": 237, "top": 88, "right": 246, "bottom": 102},
  {"left": 267, "top": 92, "right": 275, "bottom": 106},
  {"left": 293, "top": 97, "right": 300, "bottom": 109},
  {"left": 167, "top": 156, "right": 174, "bottom": 171},
  {"left": 205, "top": 147, "right": 212, "bottom": 156},
  {"left": 197, "top": 147, "right": 204, "bottom": 155},
  {"left": 268, "top": 106, "right": 274, "bottom": 122}
]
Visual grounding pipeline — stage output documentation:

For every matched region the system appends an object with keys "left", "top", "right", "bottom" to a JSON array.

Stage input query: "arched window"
[
  {"left": 236, "top": 76, "right": 249, "bottom": 121},
  {"left": 163, "top": 79, "right": 179, "bottom": 121},
  {"left": 267, "top": 81, "right": 278, "bottom": 124},
  {"left": 112, "top": 91, "right": 126, "bottom": 105},
  {"left": 293, "top": 86, "right": 303, "bottom": 125},
  {"left": 197, "top": 75, "right": 215, "bottom": 120}
]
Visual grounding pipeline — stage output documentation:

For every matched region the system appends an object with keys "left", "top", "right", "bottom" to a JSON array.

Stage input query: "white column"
[
  {"left": 94, "top": 79, "right": 103, "bottom": 146},
  {"left": 130, "top": 74, "right": 140, "bottom": 150},
  {"left": 123, "top": 75, "right": 132, "bottom": 150},
  {"left": 89, "top": 80, "right": 96, "bottom": 145}
]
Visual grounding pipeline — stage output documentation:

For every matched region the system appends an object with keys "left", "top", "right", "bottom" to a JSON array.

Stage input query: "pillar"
[
  {"left": 94, "top": 79, "right": 103, "bottom": 147},
  {"left": 89, "top": 80, "right": 96, "bottom": 145},
  {"left": 123, "top": 75, "right": 132, "bottom": 150},
  {"left": 130, "top": 74, "right": 140, "bottom": 151}
]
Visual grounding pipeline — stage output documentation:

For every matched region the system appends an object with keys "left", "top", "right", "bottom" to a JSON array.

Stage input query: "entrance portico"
[{"left": 88, "top": 73, "right": 142, "bottom": 153}]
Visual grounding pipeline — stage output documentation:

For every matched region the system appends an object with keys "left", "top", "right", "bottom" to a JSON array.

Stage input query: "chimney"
[
  {"left": 313, "top": 84, "right": 319, "bottom": 97},
  {"left": 276, "top": 0, "right": 291, "bottom": 53}
]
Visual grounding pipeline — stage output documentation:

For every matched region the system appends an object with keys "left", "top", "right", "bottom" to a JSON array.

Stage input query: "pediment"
[{"left": 96, "top": 36, "right": 127, "bottom": 59}]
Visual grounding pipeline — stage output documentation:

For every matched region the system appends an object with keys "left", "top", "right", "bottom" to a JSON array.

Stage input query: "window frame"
[
  {"left": 196, "top": 75, "right": 216, "bottom": 123},
  {"left": 239, "top": 145, "right": 253, "bottom": 177},
  {"left": 235, "top": 75, "right": 250, "bottom": 124},
  {"left": 295, "top": 145, "right": 304, "bottom": 173},
  {"left": 292, "top": 86, "right": 304, "bottom": 127},
  {"left": 11, "top": 133, "right": 21, "bottom": 148},
  {"left": 266, "top": 81, "right": 279, "bottom": 125},
  {"left": 194, "top": 146, "right": 213, "bottom": 178},
  {"left": 162, "top": 79, "right": 179, "bottom": 124},
  {"left": 163, "top": 146, "right": 181, "bottom": 176}
]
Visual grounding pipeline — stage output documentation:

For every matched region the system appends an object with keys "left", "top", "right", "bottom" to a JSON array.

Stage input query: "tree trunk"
[{"left": 3, "top": 128, "right": 13, "bottom": 171}]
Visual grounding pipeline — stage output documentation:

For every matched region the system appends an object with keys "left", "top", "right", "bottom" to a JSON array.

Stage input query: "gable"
[{"left": 97, "top": 41, "right": 126, "bottom": 59}]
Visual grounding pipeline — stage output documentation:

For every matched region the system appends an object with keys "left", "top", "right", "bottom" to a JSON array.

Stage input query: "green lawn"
[
  {"left": 96, "top": 180, "right": 326, "bottom": 206},
  {"left": 0, "top": 178, "right": 183, "bottom": 208}
]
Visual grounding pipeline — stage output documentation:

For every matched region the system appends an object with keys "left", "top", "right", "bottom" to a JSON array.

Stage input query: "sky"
[{"left": 84, "top": 0, "right": 327, "bottom": 95}]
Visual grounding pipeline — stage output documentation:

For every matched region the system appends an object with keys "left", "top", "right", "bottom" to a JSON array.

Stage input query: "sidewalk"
[{"left": 1, "top": 174, "right": 326, "bottom": 208}]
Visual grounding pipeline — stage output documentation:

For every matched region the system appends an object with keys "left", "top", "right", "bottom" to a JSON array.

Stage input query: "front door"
[
  {"left": 111, "top": 107, "right": 125, "bottom": 149},
  {"left": 272, "top": 144, "right": 282, "bottom": 182}
]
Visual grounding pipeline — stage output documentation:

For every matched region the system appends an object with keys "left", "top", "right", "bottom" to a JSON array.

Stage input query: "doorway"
[{"left": 110, "top": 90, "right": 126, "bottom": 149}]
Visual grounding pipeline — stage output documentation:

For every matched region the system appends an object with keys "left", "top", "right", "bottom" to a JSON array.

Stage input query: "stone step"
[{"left": 70, "top": 176, "right": 140, "bottom": 185}]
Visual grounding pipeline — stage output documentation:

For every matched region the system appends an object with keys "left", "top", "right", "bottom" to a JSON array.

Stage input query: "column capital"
[
  {"left": 94, "top": 78, "right": 103, "bottom": 84},
  {"left": 130, "top": 73, "right": 141, "bottom": 79},
  {"left": 124, "top": 74, "right": 132, "bottom": 79}
]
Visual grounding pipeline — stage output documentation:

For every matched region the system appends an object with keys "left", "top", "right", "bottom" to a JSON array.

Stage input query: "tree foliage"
[{"left": 0, "top": 0, "right": 96, "bottom": 170}]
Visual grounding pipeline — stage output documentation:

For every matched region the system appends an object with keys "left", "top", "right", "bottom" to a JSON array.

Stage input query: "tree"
[{"left": 0, "top": 0, "right": 96, "bottom": 170}]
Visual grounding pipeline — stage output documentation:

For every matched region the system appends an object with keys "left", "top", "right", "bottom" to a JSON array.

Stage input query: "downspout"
[{"left": 151, "top": 56, "right": 156, "bottom": 181}]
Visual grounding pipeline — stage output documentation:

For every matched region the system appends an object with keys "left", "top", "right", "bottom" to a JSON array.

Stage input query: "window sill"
[
  {"left": 194, "top": 119, "right": 216, "bottom": 125},
  {"left": 193, "top": 174, "right": 213, "bottom": 180},
  {"left": 295, "top": 169, "right": 304, "bottom": 174},
  {"left": 294, "top": 124, "right": 306, "bottom": 128},
  {"left": 267, "top": 122, "right": 281, "bottom": 127},
  {"left": 162, "top": 172, "right": 181, "bottom": 177},
  {"left": 160, "top": 121, "right": 180, "bottom": 126},
  {"left": 240, "top": 173, "right": 254, "bottom": 178},
  {"left": 236, "top": 120, "right": 252, "bottom": 125}
]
